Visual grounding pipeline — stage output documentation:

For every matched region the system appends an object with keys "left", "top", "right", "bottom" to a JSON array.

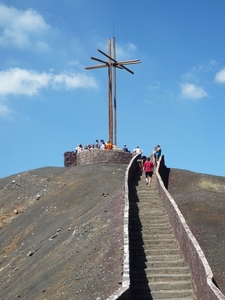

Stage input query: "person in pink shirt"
[{"left": 143, "top": 157, "right": 154, "bottom": 186}]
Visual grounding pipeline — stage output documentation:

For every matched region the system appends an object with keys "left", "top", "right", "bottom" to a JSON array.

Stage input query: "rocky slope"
[
  {"left": 168, "top": 168, "right": 225, "bottom": 296},
  {"left": 1, "top": 164, "right": 225, "bottom": 299},
  {"left": 0, "top": 164, "right": 127, "bottom": 300}
]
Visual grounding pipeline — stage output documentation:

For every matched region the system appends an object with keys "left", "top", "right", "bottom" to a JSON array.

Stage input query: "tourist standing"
[
  {"left": 100, "top": 139, "right": 106, "bottom": 150},
  {"left": 123, "top": 144, "right": 129, "bottom": 152},
  {"left": 94, "top": 140, "right": 100, "bottom": 149},
  {"left": 105, "top": 140, "right": 113, "bottom": 150},
  {"left": 155, "top": 145, "right": 162, "bottom": 161},
  {"left": 132, "top": 146, "right": 143, "bottom": 155}
]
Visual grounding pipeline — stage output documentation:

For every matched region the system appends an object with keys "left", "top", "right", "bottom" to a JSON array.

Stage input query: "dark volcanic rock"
[
  {"left": 168, "top": 168, "right": 225, "bottom": 296},
  {"left": 0, "top": 164, "right": 127, "bottom": 300},
  {"left": 2, "top": 164, "right": 225, "bottom": 299}
]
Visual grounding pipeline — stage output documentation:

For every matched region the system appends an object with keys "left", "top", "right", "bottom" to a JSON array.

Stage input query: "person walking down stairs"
[{"left": 143, "top": 157, "right": 154, "bottom": 186}]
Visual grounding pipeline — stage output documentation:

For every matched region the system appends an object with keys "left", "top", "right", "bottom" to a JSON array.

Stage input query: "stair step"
[
  {"left": 130, "top": 248, "right": 181, "bottom": 255},
  {"left": 130, "top": 257, "right": 186, "bottom": 267},
  {"left": 132, "top": 273, "right": 191, "bottom": 282},
  {"left": 129, "top": 203, "right": 164, "bottom": 208},
  {"left": 131, "top": 254, "right": 182, "bottom": 261},
  {"left": 131, "top": 259, "right": 187, "bottom": 269},
  {"left": 131, "top": 266, "right": 190, "bottom": 275},
  {"left": 129, "top": 213, "right": 168, "bottom": 219},
  {"left": 130, "top": 242, "right": 180, "bottom": 251},
  {"left": 133, "top": 229, "right": 174, "bottom": 235},
  {"left": 139, "top": 226, "right": 172, "bottom": 230},
  {"left": 150, "top": 289, "right": 193, "bottom": 299},
  {"left": 133, "top": 280, "right": 192, "bottom": 291},
  {"left": 134, "top": 239, "right": 178, "bottom": 245},
  {"left": 130, "top": 233, "right": 175, "bottom": 240}
]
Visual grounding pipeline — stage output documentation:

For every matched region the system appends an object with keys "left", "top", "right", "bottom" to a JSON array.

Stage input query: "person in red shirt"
[{"left": 143, "top": 157, "right": 154, "bottom": 186}]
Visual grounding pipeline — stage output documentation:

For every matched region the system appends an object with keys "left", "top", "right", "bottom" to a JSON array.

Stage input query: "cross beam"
[{"left": 85, "top": 38, "right": 140, "bottom": 145}]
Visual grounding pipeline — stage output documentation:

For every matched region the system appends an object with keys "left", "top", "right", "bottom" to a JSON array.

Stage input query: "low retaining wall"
[
  {"left": 156, "top": 156, "right": 225, "bottom": 300},
  {"left": 77, "top": 149, "right": 132, "bottom": 165},
  {"left": 64, "top": 150, "right": 132, "bottom": 167},
  {"left": 64, "top": 151, "right": 77, "bottom": 167},
  {"left": 107, "top": 154, "right": 140, "bottom": 300}
]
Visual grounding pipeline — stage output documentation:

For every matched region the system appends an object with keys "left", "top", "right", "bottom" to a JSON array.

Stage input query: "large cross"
[{"left": 85, "top": 38, "right": 140, "bottom": 145}]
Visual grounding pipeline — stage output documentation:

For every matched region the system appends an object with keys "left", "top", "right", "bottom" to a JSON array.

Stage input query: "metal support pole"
[
  {"left": 113, "top": 37, "right": 117, "bottom": 146},
  {"left": 108, "top": 38, "right": 113, "bottom": 143}
]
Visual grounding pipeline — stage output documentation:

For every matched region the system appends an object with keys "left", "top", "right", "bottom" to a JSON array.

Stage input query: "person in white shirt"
[
  {"left": 132, "top": 146, "right": 143, "bottom": 155},
  {"left": 100, "top": 139, "right": 106, "bottom": 150},
  {"left": 75, "top": 144, "right": 83, "bottom": 153}
]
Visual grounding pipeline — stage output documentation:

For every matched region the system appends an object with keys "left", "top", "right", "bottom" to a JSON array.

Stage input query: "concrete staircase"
[{"left": 129, "top": 172, "right": 194, "bottom": 300}]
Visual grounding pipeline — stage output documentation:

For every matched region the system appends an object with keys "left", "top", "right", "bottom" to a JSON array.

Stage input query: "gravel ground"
[
  {"left": 1, "top": 164, "right": 225, "bottom": 299},
  {"left": 168, "top": 168, "right": 225, "bottom": 296},
  {"left": 0, "top": 164, "right": 127, "bottom": 300}
]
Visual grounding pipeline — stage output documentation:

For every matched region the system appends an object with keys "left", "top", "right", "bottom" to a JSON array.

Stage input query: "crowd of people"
[
  {"left": 74, "top": 139, "right": 114, "bottom": 153},
  {"left": 75, "top": 141, "right": 161, "bottom": 159}
]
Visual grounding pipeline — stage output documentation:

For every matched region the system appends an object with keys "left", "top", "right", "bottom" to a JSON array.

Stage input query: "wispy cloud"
[
  {"left": 0, "top": 4, "right": 50, "bottom": 49},
  {"left": 95, "top": 39, "right": 138, "bottom": 60},
  {"left": 181, "top": 60, "right": 217, "bottom": 82},
  {"left": 144, "top": 99, "right": 154, "bottom": 104},
  {"left": 0, "top": 102, "right": 11, "bottom": 116},
  {"left": 180, "top": 83, "right": 208, "bottom": 100},
  {"left": 116, "top": 42, "right": 137, "bottom": 60},
  {"left": 147, "top": 81, "right": 161, "bottom": 90},
  {"left": 179, "top": 61, "right": 215, "bottom": 100},
  {"left": 214, "top": 68, "right": 225, "bottom": 84},
  {"left": 0, "top": 68, "right": 98, "bottom": 97}
]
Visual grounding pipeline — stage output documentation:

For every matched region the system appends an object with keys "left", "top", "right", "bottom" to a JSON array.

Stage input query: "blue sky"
[{"left": 1, "top": 0, "right": 225, "bottom": 178}]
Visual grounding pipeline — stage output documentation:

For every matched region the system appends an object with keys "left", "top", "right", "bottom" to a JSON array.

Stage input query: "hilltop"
[{"left": 0, "top": 164, "right": 225, "bottom": 298}]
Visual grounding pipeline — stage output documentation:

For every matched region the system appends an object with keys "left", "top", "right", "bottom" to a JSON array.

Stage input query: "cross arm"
[
  {"left": 98, "top": 49, "right": 135, "bottom": 74},
  {"left": 85, "top": 63, "right": 108, "bottom": 70},
  {"left": 91, "top": 56, "right": 108, "bottom": 65},
  {"left": 116, "top": 59, "right": 141, "bottom": 65}
]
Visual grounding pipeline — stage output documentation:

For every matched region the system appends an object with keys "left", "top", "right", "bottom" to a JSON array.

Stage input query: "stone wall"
[
  {"left": 64, "top": 151, "right": 77, "bottom": 167},
  {"left": 64, "top": 149, "right": 132, "bottom": 167},
  {"left": 106, "top": 154, "right": 140, "bottom": 300},
  {"left": 156, "top": 156, "right": 225, "bottom": 300}
]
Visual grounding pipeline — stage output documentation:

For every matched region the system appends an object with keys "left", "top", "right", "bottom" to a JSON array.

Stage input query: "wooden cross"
[{"left": 85, "top": 38, "right": 140, "bottom": 145}]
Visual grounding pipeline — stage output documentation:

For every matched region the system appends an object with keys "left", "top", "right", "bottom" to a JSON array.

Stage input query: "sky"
[{"left": 1, "top": 0, "right": 225, "bottom": 178}]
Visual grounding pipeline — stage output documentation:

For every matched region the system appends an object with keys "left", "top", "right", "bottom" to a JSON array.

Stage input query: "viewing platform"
[{"left": 64, "top": 148, "right": 132, "bottom": 167}]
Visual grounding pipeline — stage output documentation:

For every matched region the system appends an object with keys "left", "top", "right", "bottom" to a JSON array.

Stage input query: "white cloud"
[
  {"left": 53, "top": 72, "right": 98, "bottom": 90},
  {"left": 180, "top": 83, "right": 208, "bottom": 100},
  {"left": 214, "top": 68, "right": 225, "bottom": 84},
  {"left": 0, "top": 68, "right": 98, "bottom": 97},
  {"left": 0, "top": 68, "right": 51, "bottom": 96},
  {"left": 0, "top": 4, "right": 50, "bottom": 48}
]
